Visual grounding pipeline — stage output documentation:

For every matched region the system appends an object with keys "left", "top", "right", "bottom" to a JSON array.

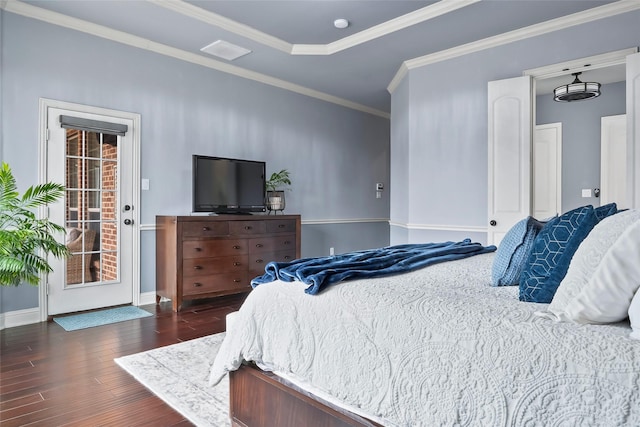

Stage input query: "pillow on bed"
[
  {"left": 560, "top": 216, "right": 640, "bottom": 324},
  {"left": 519, "top": 205, "right": 599, "bottom": 303},
  {"left": 546, "top": 209, "right": 640, "bottom": 321},
  {"left": 630, "top": 289, "right": 640, "bottom": 340},
  {"left": 594, "top": 202, "right": 618, "bottom": 221},
  {"left": 491, "top": 216, "right": 544, "bottom": 286}
]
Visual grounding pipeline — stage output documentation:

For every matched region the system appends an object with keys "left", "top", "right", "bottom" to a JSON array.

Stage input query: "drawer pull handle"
[
  {"left": 255, "top": 243, "right": 263, "bottom": 248},
  {"left": 194, "top": 247, "right": 202, "bottom": 252},
  {"left": 233, "top": 279, "right": 241, "bottom": 283},
  {"left": 284, "top": 256, "right": 291, "bottom": 260},
  {"left": 278, "top": 224, "right": 285, "bottom": 228},
  {"left": 233, "top": 245, "right": 241, "bottom": 250},
  {"left": 193, "top": 265, "right": 202, "bottom": 270},
  {"left": 193, "top": 282, "right": 203, "bottom": 287},
  {"left": 233, "top": 262, "right": 241, "bottom": 266},
  {"left": 255, "top": 259, "right": 264, "bottom": 264},
  {"left": 244, "top": 226, "right": 252, "bottom": 230},
  {"left": 202, "top": 226, "right": 210, "bottom": 231},
  {"left": 284, "top": 241, "right": 290, "bottom": 245}
]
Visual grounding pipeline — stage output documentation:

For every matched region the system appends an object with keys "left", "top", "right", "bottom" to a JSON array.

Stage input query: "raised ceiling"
[{"left": 6, "top": 0, "right": 636, "bottom": 116}]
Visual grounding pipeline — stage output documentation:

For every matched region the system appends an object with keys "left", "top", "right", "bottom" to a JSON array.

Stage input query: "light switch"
[
  {"left": 581, "top": 189, "right": 592, "bottom": 198},
  {"left": 141, "top": 178, "right": 150, "bottom": 191}
]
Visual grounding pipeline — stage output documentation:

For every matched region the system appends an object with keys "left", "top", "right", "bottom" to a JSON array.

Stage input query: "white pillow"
[
  {"left": 564, "top": 213, "right": 640, "bottom": 323},
  {"left": 630, "top": 289, "right": 640, "bottom": 340},
  {"left": 547, "top": 209, "right": 640, "bottom": 321}
]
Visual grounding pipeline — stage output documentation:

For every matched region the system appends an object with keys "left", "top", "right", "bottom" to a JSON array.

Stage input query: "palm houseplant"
[
  {"left": 265, "top": 169, "right": 291, "bottom": 214},
  {"left": 0, "top": 162, "right": 68, "bottom": 287}
]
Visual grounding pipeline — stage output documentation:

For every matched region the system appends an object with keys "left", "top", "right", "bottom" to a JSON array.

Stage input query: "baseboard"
[
  {"left": 0, "top": 293, "right": 168, "bottom": 330},
  {"left": 139, "top": 291, "right": 169, "bottom": 306},
  {"left": 0, "top": 307, "right": 41, "bottom": 330}
]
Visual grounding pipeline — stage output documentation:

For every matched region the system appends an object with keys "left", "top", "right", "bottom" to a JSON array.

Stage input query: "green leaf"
[{"left": 0, "top": 162, "right": 67, "bottom": 287}]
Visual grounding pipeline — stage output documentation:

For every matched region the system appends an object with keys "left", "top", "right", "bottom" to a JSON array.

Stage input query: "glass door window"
[{"left": 65, "top": 130, "right": 119, "bottom": 286}]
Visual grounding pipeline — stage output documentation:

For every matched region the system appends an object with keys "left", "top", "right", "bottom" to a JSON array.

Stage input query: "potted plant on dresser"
[
  {"left": 0, "top": 162, "right": 68, "bottom": 287},
  {"left": 265, "top": 169, "right": 291, "bottom": 214}
]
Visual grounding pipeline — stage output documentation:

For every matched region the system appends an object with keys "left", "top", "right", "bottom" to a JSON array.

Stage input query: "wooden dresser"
[{"left": 156, "top": 214, "right": 301, "bottom": 311}]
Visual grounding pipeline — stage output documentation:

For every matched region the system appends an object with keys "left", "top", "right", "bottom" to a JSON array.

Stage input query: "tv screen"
[{"left": 192, "top": 155, "right": 266, "bottom": 214}]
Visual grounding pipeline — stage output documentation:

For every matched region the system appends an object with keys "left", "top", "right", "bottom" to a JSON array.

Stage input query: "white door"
[
  {"left": 487, "top": 76, "right": 532, "bottom": 245},
  {"left": 601, "top": 115, "right": 627, "bottom": 208},
  {"left": 44, "top": 103, "right": 138, "bottom": 315},
  {"left": 534, "top": 123, "right": 562, "bottom": 219},
  {"left": 627, "top": 52, "right": 640, "bottom": 209}
]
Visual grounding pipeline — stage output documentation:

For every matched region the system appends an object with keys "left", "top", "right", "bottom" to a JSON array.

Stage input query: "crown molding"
[
  {"left": 2, "top": 0, "right": 389, "bottom": 119},
  {"left": 296, "top": 0, "right": 480, "bottom": 56},
  {"left": 523, "top": 47, "right": 638, "bottom": 79},
  {"left": 152, "top": 0, "right": 478, "bottom": 57},
  {"left": 387, "top": 0, "right": 640, "bottom": 94},
  {"left": 148, "top": 0, "right": 292, "bottom": 54}
]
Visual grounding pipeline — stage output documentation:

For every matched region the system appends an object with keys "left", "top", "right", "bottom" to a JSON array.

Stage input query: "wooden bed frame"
[{"left": 229, "top": 364, "right": 384, "bottom": 427}]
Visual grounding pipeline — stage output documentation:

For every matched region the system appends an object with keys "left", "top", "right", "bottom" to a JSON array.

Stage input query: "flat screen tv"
[{"left": 192, "top": 155, "right": 266, "bottom": 214}]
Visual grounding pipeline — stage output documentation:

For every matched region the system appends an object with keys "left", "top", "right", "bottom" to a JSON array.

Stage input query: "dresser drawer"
[
  {"left": 182, "top": 272, "right": 250, "bottom": 296},
  {"left": 249, "top": 235, "right": 296, "bottom": 254},
  {"left": 182, "top": 221, "right": 229, "bottom": 238},
  {"left": 229, "top": 220, "right": 266, "bottom": 235},
  {"left": 266, "top": 219, "right": 297, "bottom": 233},
  {"left": 183, "top": 239, "right": 247, "bottom": 259},
  {"left": 183, "top": 255, "right": 247, "bottom": 278},
  {"left": 249, "top": 249, "right": 297, "bottom": 278}
]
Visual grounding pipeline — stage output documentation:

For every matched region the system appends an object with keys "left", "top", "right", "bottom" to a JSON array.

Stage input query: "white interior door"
[
  {"left": 487, "top": 76, "right": 532, "bottom": 245},
  {"left": 534, "top": 123, "right": 562, "bottom": 219},
  {"left": 601, "top": 114, "right": 627, "bottom": 208},
  {"left": 44, "top": 104, "right": 138, "bottom": 315},
  {"left": 627, "top": 51, "right": 640, "bottom": 209}
]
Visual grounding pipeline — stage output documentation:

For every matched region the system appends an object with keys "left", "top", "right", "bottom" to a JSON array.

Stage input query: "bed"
[{"left": 209, "top": 206, "right": 640, "bottom": 426}]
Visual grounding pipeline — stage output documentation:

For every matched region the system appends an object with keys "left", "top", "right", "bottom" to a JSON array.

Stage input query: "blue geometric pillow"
[
  {"left": 594, "top": 202, "right": 617, "bottom": 221},
  {"left": 492, "top": 217, "right": 544, "bottom": 286},
  {"left": 519, "top": 205, "right": 599, "bottom": 303}
]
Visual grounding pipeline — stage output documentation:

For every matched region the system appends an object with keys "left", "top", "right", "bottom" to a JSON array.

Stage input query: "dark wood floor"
[{"left": 0, "top": 294, "right": 247, "bottom": 426}]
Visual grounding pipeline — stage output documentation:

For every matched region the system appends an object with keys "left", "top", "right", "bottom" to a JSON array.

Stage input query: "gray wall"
[
  {"left": 537, "top": 81, "right": 626, "bottom": 212},
  {"left": 0, "top": 13, "right": 390, "bottom": 314},
  {"left": 391, "top": 10, "right": 639, "bottom": 244}
]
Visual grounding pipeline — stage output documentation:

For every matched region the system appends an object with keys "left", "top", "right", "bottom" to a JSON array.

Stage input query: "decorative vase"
[{"left": 266, "top": 190, "right": 285, "bottom": 214}]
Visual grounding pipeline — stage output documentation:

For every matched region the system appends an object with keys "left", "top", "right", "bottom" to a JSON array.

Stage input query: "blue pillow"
[
  {"left": 492, "top": 217, "right": 544, "bottom": 286},
  {"left": 595, "top": 202, "right": 617, "bottom": 221},
  {"left": 519, "top": 205, "right": 599, "bottom": 303}
]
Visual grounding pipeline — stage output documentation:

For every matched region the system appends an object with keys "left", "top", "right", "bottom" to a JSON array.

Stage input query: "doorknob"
[
  {"left": 124, "top": 219, "right": 133, "bottom": 225},
  {"left": 490, "top": 220, "right": 497, "bottom": 226},
  {"left": 123, "top": 205, "right": 132, "bottom": 211}
]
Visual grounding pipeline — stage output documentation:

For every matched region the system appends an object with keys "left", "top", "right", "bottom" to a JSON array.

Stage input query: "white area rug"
[{"left": 115, "top": 332, "right": 230, "bottom": 426}]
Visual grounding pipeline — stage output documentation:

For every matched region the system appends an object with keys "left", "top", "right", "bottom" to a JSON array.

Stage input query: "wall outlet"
[
  {"left": 329, "top": 247, "right": 335, "bottom": 256},
  {"left": 582, "top": 188, "right": 592, "bottom": 198}
]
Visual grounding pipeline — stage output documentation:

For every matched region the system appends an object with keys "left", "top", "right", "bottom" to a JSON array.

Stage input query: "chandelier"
[{"left": 553, "top": 72, "right": 601, "bottom": 102}]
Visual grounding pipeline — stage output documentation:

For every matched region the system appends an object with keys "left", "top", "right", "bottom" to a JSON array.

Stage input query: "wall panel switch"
[
  {"left": 581, "top": 189, "right": 591, "bottom": 198},
  {"left": 142, "top": 178, "right": 150, "bottom": 190}
]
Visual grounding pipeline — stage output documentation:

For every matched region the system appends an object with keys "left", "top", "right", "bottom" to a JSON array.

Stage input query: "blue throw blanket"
[{"left": 251, "top": 238, "right": 496, "bottom": 295}]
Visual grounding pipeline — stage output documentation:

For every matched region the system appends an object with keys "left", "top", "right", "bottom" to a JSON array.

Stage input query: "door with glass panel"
[{"left": 46, "top": 107, "right": 135, "bottom": 315}]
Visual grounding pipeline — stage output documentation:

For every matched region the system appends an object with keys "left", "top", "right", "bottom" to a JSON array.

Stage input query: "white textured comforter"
[{"left": 209, "top": 253, "right": 640, "bottom": 426}]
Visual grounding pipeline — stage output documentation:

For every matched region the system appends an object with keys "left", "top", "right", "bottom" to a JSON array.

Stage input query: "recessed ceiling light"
[
  {"left": 200, "top": 40, "right": 251, "bottom": 61},
  {"left": 334, "top": 18, "right": 349, "bottom": 29}
]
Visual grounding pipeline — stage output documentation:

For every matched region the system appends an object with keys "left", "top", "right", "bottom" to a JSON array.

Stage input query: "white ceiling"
[{"left": 7, "top": 0, "right": 634, "bottom": 115}]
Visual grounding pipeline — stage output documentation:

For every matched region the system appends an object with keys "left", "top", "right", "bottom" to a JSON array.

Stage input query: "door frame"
[{"left": 38, "top": 98, "right": 141, "bottom": 321}]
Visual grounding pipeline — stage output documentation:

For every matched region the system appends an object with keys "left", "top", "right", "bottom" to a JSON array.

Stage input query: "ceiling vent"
[
  {"left": 200, "top": 40, "right": 251, "bottom": 61},
  {"left": 553, "top": 72, "right": 601, "bottom": 102}
]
